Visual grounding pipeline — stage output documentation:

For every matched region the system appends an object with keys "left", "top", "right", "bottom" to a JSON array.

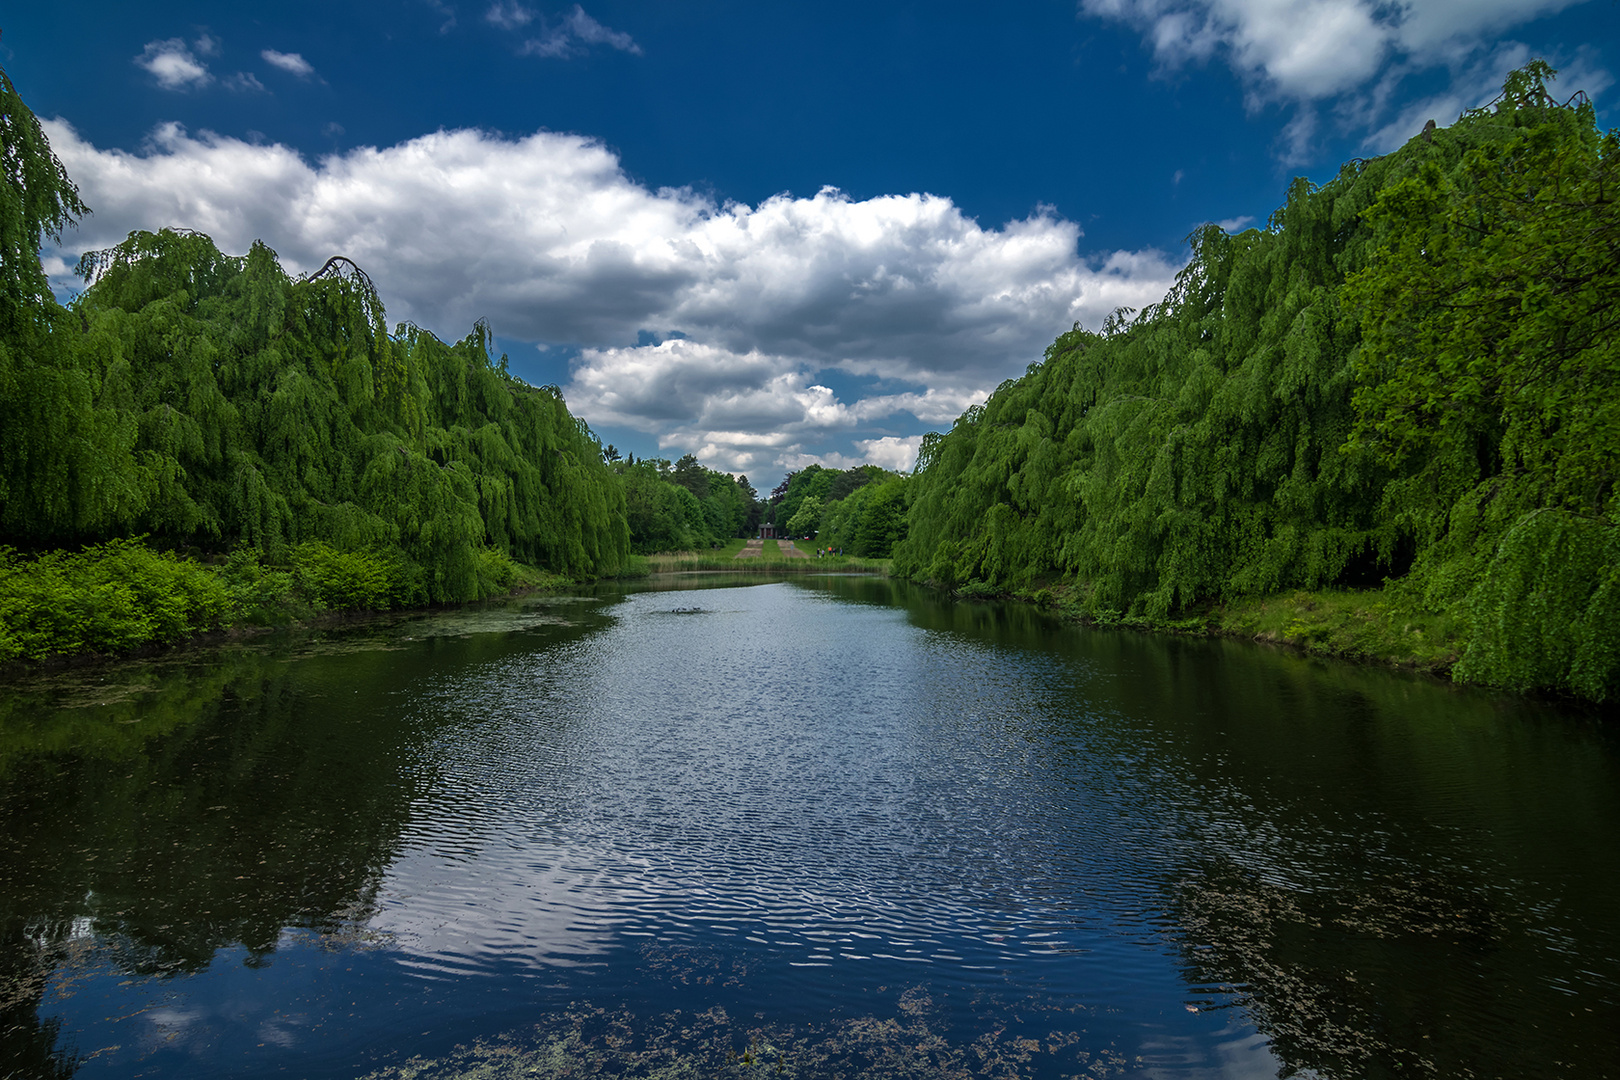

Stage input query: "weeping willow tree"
[
  {"left": 1343, "top": 61, "right": 1619, "bottom": 698},
  {"left": 0, "top": 60, "right": 152, "bottom": 542},
  {"left": 896, "top": 62, "right": 1619, "bottom": 700},
  {"left": 0, "top": 59, "right": 627, "bottom": 603},
  {"left": 51, "top": 230, "right": 630, "bottom": 599}
]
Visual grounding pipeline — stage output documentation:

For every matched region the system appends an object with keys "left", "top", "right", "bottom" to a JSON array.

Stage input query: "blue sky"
[{"left": 6, "top": 1, "right": 1616, "bottom": 486}]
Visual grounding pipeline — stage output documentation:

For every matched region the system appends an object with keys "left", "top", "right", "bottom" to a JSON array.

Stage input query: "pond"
[{"left": 1, "top": 575, "right": 1617, "bottom": 1078}]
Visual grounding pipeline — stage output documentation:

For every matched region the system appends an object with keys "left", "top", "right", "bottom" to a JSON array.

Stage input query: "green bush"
[
  {"left": 474, "top": 547, "right": 518, "bottom": 598},
  {"left": 218, "top": 548, "right": 299, "bottom": 625},
  {"left": 292, "top": 541, "right": 401, "bottom": 612},
  {"left": 0, "top": 539, "right": 230, "bottom": 661}
]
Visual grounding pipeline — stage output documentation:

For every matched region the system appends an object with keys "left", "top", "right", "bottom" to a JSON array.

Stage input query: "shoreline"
[
  {"left": 9, "top": 561, "right": 1605, "bottom": 713},
  {"left": 930, "top": 576, "right": 1488, "bottom": 684},
  {"left": 0, "top": 564, "right": 893, "bottom": 680}
]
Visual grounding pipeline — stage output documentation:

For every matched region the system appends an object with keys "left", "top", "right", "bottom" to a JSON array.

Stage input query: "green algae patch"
[{"left": 359, "top": 994, "right": 1133, "bottom": 1080}]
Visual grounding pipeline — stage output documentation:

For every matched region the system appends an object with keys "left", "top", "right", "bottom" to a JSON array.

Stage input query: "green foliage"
[
  {"left": 0, "top": 67, "right": 630, "bottom": 603},
  {"left": 786, "top": 495, "right": 823, "bottom": 538},
  {"left": 217, "top": 548, "right": 299, "bottom": 625},
  {"left": 291, "top": 541, "right": 399, "bottom": 611},
  {"left": 0, "top": 67, "right": 152, "bottom": 541},
  {"left": 1338, "top": 63, "right": 1620, "bottom": 696},
  {"left": 1210, "top": 587, "right": 1464, "bottom": 670},
  {"left": 0, "top": 62, "right": 674, "bottom": 655},
  {"left": 851, "top": 477, "right": 908, "bottom": 557},
  {"left": 773, "top": 465, "right": 831, "bottom": 533},
  {"left": 897, "top": 62, "right": 1619, "bottom": 699},
  {"left": 614, "top": 456, "right": 758, "bottom": 553},
  {"left": 1, "top": 220, "right": 629, "bottom": 601},
  {"left": 0, "top": 62, "right": 87, "bottom": 329},
  {"left": 899, "top": 198, "right": 1395, "bottom": 611},
  {"left": 778, "top": 465, "right": 905, "bottom": 556},
  {"left": 475, "top": 546, "right": 519, "bottom": 597},
  {"left": 0, "top": 540, "right": 230, "bottom": 661},
  {"left": 1453, "top": 510, "right": 1620, "bottom": 700}
]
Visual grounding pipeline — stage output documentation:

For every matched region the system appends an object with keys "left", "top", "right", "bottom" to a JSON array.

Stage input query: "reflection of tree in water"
[
  {"left": 0, "top": 931, "right": 82, "bottom": 1079},
  {"left": 1168, "top": 856, "right": 1620, "bottom": 1080},
  {"left": 0, "top": 640, "right": 448, "bottom": 1067}
]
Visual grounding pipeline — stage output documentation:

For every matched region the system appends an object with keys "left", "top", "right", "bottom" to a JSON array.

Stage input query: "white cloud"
[
  {"left": 261, "top": 50, "right": 317, "bottom": 78},
  {"left": 856, "top": 435, "right": 925, "bottom": 473},
  {"left": 561, "top": 340, "right": 960, "bottom": 474},
  {"left": 1084, "top": 0, "right": 1591, "bottom": 98},
  {"left": 45, "top": 119, "right": 1177, "bottom": 481},
  {"left": 1278, "top": 103, "right": 1319, "bottom": 164},
  {"left": 1391, "top": 0, "right": 1589, "bottom": 54},
  {"left": 223, "top": 72, "right": 267, "bottom": 93},
  {"left": 773, "top": 435, "right": 920, "bottom": 474},
  {"left": 486, "top": 1, "right": 535, "bottom": 29},
  {"left": 1215, "top": 214, "right": 1256, "bottom": 231},
  {"left": 134, "top": 38, "right": 212, "bottom": 90},
  {"left": 520, "top": 5, "right": 642, "bottom": 58},
  {"left": 1081, "top": 0, "right": 1605, "bottom": 157},
  {"left": 426, "top": 0, "right": 458, "bottom": 34}
]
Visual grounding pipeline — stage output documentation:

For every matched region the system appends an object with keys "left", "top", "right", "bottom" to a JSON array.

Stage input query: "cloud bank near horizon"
[{"left": 44, "top": 119, "right": 1180, "bottom": 479}]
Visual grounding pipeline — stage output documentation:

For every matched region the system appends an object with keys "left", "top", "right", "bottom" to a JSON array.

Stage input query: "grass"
[
  {"left": 1209, "top": 588, "right": 1463, "bottom": 672},
  {"left": 639, "top": 538, "right": 891, "bottom": 575},
  {"left": 956, "top": 577, "right": 1465, "bottom": 675},
  {"left": 509, "top": 561, "right": 580, "bottom": 591}
]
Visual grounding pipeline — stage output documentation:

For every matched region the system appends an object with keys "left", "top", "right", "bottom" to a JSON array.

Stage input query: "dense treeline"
[
  {"left": 896, "top": 63, "right": 1618, "bottom": 701},
  {"left": 614, "top": 452, "right": 760, "bottom": 553},
  {"left": 769, "top": 464, "right": 909, "bottom": 558}
]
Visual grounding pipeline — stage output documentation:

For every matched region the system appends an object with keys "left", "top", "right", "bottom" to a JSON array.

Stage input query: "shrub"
[
  {"left": 219, "top": 548, "right": 300, "bottom": 625},
  {"left": 291, "top": 541, "right": 396, "bottom": 612},
  {"left": 0, "top": 539, "right": 230, "bottom": 661},
  {"left": 474, "top": 547, "right": 518, "bottom": 598}
]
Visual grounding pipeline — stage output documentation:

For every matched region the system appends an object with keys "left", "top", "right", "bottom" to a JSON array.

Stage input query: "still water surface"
[{"left": 1, "top": 575, "right": 1617, "bottom": 1078}]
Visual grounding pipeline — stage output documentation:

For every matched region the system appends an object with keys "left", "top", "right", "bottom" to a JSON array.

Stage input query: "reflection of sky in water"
[
  {"left": 373, "top": 586, "right": 1176, "bottom": 989},
  {"left": 9, "top": 578, "right": 1620, "bottom": 1079}
]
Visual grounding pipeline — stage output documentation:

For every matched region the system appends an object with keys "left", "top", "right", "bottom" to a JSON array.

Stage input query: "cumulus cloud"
[
  {"left": 1082, "top": 0, "right": 1604, "bottom": 157},
  {"left": 45, "top": 120, "right": 1176, "bottom": 478},
  {"left": 261, "top": 49, "right": 317, "bottom": 78},
  {"left": 518, "top": 5, "right": 642, "bottom": 58},
  {"left": 856, "top": 435, "right": 925, "bottom": 473},
  {"left": 134, "top": 38, "right": 213, "bottom": 90}
]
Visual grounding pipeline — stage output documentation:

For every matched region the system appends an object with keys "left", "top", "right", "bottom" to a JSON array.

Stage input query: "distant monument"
[{"left": 758, "top": 523, "right": 776, "bottom": 539}]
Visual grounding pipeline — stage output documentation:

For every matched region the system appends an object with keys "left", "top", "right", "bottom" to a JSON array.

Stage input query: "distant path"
[
  {"left": 776, "top": 540, "right": 808, "bottom": 558},
  {"left": 735, "top": 539, "right": 764, "bottom": 559}
]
